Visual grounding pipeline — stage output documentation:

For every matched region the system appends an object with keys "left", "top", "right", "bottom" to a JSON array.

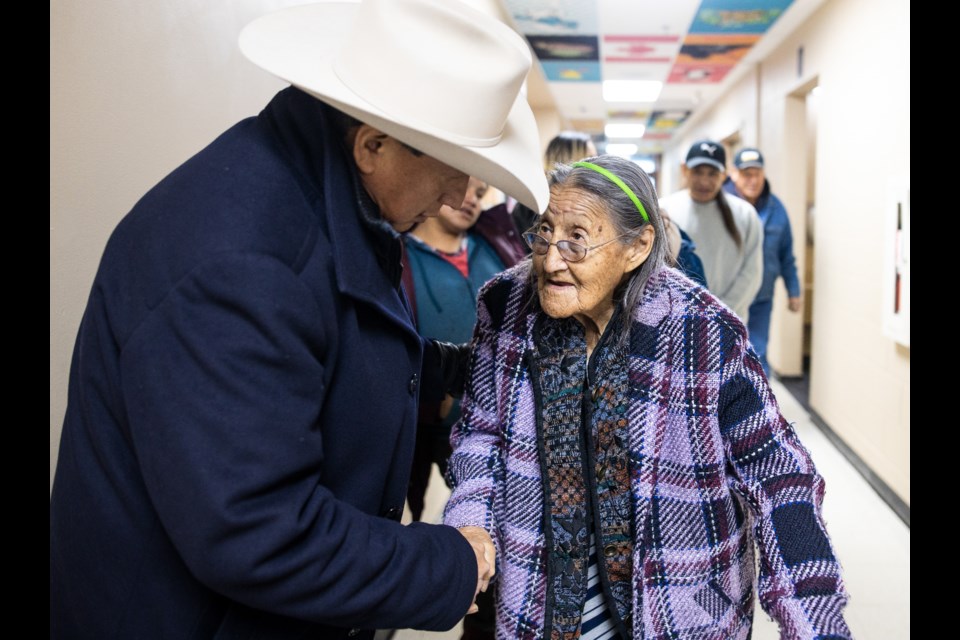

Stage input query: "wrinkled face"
[
  {"left": 355, "top": 129, "right": 469, "bottom": 232},
  {"left": 436, "top": 177, "right": 488, "bottom": 235},
  {"left": 684, "top": 164, "right": 726, "bottom": 203},
  {"left": 733, "top": 166, "right": 765, "bottom": 203},
  {"left": 533, "top": 186, "right": 641, "bottom": 328}
]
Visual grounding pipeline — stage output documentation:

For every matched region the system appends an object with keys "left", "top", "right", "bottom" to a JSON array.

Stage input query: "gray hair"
[{"left": 545, "top": 154, "right": 668, "bottom": 333}]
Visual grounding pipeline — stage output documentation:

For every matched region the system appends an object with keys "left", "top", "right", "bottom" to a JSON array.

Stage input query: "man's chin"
[{"left": 391, "top": 218, "right": 422, "bottom": 233}]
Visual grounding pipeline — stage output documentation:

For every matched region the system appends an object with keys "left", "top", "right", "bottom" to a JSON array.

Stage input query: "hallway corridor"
[{"left": 397, "top": 377, "right": 910, "bottom": 640}]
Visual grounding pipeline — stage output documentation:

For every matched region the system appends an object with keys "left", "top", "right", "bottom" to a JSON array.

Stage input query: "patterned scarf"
[{"left": 531, "top": 309, "right": 634, "bottom": 640}]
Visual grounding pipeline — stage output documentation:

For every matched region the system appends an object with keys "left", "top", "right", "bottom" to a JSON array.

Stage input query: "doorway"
[{"left": 778, "top": 79, "right": 819, "bottom": 409}]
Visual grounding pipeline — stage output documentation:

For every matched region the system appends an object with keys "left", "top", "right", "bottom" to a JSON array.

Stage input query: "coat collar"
[{"left": 261, "top": 87, "right": 414, "bottom": 330}]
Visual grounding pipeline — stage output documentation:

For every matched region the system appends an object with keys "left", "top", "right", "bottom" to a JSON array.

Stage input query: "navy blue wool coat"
[{"left": 50, "top": 87, "right": 477, "bottom": 639}]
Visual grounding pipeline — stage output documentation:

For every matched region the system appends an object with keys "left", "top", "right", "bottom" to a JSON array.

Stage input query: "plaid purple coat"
[{"left": 444, "top": 264, "right": 850, "bottom": 640}]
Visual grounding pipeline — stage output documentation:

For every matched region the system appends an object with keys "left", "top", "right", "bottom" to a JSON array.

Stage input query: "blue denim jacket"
[{"left": 723, "top": 178, "right": 800, "bottom": 302}]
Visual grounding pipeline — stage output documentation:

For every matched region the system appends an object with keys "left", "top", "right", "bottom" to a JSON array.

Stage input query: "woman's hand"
[{"left": 457, "top": 526, "right": 496, "bottom": 614}]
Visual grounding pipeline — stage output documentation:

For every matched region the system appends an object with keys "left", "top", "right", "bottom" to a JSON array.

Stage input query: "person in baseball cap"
[
  {"left": 658, "top": 138, "right": 764, "bottom": 320},
  {"left": 51, "top": 1, "right": 546, "bottom": 637},
  {"left": 724, "top": 146, "right": 802, "bottom": 375},
  {"left": 733, "top": 147, "right": 765, "bottom": 170},
  {"left": 684, "top": 138, "right": 728, "bottom": 173}
]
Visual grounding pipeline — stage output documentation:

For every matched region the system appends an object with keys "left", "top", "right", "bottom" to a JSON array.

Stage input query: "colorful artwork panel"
[
  {"left": 676, "top": 34, "right": 760, "bottom": 65},
  {"left": 646, "top": 110, "right": 692, "bottom": 132},
  {"left": 541, "top": 60, "right": 602, "bottom": 82},
  {"left": 602, "top": 35, "right": 679, "bottom": 63},
  {"left": 505, "top": 0, "right": 598, "bottom": 35},
  {"left": 688, "top": 0, "right": 794, "bottom": 34},
  {"left": 667, "top": 62, "right": 733, "bottom": 83},
  {"left": 527, "top": 35, "right": 599, "bottom": 61}
]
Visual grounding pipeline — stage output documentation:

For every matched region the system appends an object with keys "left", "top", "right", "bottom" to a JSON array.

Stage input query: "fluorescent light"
[
  {"left": 603, "top": 80, "right": 662, "bottom": 102},
  {"left": 605, "top": 123, "right": 646, "bottom": 139},
  {"left": 634, "top": 158, "right": 656, "bottom": 174},
  {"left": 606, "top": 143, "right": 638, "bottom": 157}
]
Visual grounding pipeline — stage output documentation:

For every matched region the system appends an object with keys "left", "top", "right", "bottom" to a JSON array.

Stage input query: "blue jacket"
[
  {"left": 50, "top": 87, "right": 477, "bottom": 639},
  {"left": 675, "top": 228, "right": 708, "bottom": 288},
  {"left": 723, "top": 177, "right": 800, "bottom": 302}
]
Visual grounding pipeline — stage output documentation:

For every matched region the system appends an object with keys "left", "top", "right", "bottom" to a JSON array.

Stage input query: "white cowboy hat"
[{"left": 239, "top": 0, "right": 550, "bottom": 213}]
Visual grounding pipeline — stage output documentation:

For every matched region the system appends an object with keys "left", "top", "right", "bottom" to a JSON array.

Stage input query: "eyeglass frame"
[{"left": 522, "top": 230, "right": 632, "bottom": 263}]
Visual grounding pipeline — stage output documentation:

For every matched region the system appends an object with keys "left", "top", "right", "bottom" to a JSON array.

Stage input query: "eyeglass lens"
[{"left": 523, "top": 232, "right": 587, "bottom": 262}]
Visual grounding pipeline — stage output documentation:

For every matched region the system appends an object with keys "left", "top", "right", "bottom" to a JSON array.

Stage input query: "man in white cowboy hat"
[{"left": 49, "top": 1, "right": 549, "bottom": 638}]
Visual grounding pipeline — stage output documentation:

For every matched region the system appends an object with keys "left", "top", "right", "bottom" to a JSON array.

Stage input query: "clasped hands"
[{"left": 458, "top": 526, "right": 495, "bottom": 615}]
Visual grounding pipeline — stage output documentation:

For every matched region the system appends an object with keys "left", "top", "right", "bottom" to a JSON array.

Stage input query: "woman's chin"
[{"left": 539, "top": 294, "right": 576, "bottom": 320}]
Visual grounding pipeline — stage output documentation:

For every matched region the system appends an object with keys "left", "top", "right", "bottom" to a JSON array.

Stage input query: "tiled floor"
[{"left": 396, "top": 378, "right": 910, "bottom": 639}]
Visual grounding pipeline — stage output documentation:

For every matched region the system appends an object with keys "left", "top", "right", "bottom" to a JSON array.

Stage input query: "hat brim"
[
  {"left": 239, "top": 2, "right": 549, "bottom": 213},
  {"left": 686, "top": 157, "right": 726, "bottom": 172},
  {"left": 735, "top": 161, "right": 764, "bottom": 170}
]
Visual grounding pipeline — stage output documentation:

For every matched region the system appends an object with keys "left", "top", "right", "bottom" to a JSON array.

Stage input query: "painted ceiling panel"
[
  {"left": 687, "top": 0, "right": 794, "bottom": 34},
  {"left": 501, "top": 0, "right": 805, "bottom": 155},
  {"left": 508, "top": 0, "right": 599, "bottom": 35}
]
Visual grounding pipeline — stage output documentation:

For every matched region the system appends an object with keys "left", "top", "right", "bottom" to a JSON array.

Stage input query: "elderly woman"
[{"left": 443, "top": 155, "right": 850, "bottom": 639}]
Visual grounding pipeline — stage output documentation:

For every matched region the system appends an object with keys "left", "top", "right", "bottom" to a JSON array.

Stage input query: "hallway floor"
[{"left": 396, "top": 377, "right": 910, "bottom": 639}]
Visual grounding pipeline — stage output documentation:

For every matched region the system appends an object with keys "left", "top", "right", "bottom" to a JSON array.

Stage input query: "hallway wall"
[{"left": 661, "top": 0, "right": 910, "bottom": 504}]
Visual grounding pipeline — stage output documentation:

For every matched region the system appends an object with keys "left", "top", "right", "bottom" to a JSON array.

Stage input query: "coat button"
[
  {"left": 603, "top": 544, "right": 617, "bottom": 558},
  {"left": 383, "top": 506, "right": 403, "bottom": 522},
  {"left": 408, "top": 373, "right": 419, "bottom": 394},
  {"left": 347, "top": 629, "right": 361, "bottom": 637},
  {"left": 592, "top": 387, "right": 602, "bottom": 402}
]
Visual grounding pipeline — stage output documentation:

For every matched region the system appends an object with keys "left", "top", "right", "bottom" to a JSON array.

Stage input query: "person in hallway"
[
  {"left": 723, "top": 147, "right": 801, "bottom": 376},
  {"left": 49, "top": 1, "right": 550, "bottom": 638},
  {"left": 401, "top": 176, "right": 525, "bottom": 522},
  {"left": 401, "top": 176, "right": 526, "bottom": 640},
  {"left": 660, "top": 139, "right": 763, "bottom": 321},
  {"left": 443, "top": 155, "right": 851, "bottom": 639}
]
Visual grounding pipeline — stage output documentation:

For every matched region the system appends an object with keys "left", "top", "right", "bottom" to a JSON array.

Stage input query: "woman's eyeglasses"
[{"left": 522, "top": 231, "right": 628, "bottom": 263}]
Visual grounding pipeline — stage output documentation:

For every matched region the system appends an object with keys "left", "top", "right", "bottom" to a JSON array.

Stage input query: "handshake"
[{"left": 457, "top": 526, "right": 496, "bottom": 615}]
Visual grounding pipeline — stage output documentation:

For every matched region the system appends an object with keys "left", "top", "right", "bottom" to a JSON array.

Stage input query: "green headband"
[{"left": 572, "top": 161, "right": 650, "bottom": 223}]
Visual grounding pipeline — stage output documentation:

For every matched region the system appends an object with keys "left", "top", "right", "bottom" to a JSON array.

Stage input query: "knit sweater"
[
  {"left": 444, "top": 263, "right": 851, "bottom": 640},
  {"left": 658, "top": 189, "right": 763, "bottom": 320}
]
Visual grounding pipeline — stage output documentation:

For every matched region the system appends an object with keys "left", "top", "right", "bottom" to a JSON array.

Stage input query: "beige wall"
[
  {"left": 659, "top": 0, "right": 910, "bottom": 504},
  {"left": 49, "top": 0, "right": 545, "bottom": 491}
]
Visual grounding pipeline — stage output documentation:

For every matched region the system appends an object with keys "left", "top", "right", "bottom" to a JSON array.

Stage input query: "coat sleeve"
[
  {"left": 442, "top": 278, "right": 507, "bottom": 537},
  {"left": 777, "top": 203, "right": 802, "bottom": 298},
  {"left": 716, "top": 321, "right": 851, "bottom": 639},
  {"left": 120, "top": 251, "right": 477, "bottom": 631}
]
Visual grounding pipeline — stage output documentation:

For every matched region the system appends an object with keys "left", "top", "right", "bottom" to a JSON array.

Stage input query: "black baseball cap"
[
  {"left": 734, "top": 147, "right": 765, "bottom": 169},
  {"left": 685, "top": 140, "right": 726, "bottom": 172}
]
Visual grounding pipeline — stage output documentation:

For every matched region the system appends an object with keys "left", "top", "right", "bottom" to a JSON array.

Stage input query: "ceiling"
[{"left": 500, "top": 0, "right": 826, "bottom": 157}]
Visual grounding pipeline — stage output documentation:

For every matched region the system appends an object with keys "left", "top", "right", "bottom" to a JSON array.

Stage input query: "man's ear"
[
  {"left": 625, "top": 224, "right": 655, "bottom": 272},
  {"left": 353, "top": 125, "right": 388, "bottom": 175}
]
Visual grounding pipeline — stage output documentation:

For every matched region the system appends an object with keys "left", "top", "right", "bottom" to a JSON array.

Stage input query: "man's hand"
[
  {"left": 458, "top": 526, "right": 495, "bottom": 614},
  {"left": 433, "top": 340, "right": 472, "bottom": 398},
  {"left": 788, "top": 296, "right": 802, "bottom": 313}
]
